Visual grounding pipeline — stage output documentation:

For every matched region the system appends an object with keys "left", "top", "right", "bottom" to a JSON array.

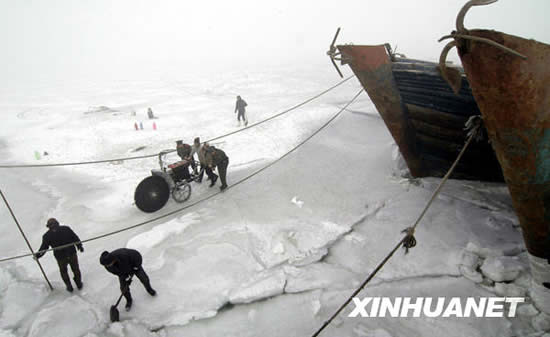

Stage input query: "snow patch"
[
  {"left": 459, "top": 265, "right": 483, "bottom": 283},
  {"left": 104, "top": 320, "right": 163, "bottom": 337},
  {"left": 126, "top": 213, "right": 200, "bottom": 253},
  {"left": 532, "top": 312, "right": 550, "bottom": 332},
  {"left": 353, "top": 325, "right": 393, "bottom": 337},
  {"left": 311, "top": 299, "right": 321, "bottom": 316},
  {"left": 528, "top": 254, "right": 550, "bottom": 314},
  {"left": 390, "top": 143, "right": 409, "bottom": 179},
  {"left": 458, "top": 248, "right": 483, "bottom": 283},
  {"left": 288, "top": 221, "right": 351, "bottom": 266},
  {"left": 517, "top": 304, "right": 539, "bottom": 317},
  {"left": 291, "top": 196, "right": 304, "bottom": 208},
  {"left": 465, "top": 241, "right": 523, "bottom": 258},
  {"left": 480, "top": 256, "right": 525, "bottom": 282},
  {"left": 344, "top": 232, "right": 366, "bottom": 244},
  {"left": 272, "top": 241, "right": 285, "bottom": 254},
  {"left": 0, "top": 281, "right": 48, "bottom": 329},
  {"left": 0, "top": 330, "right": 15, "bottom": 337},
  {"left": 493, "top": 282, "right": 527, "bottom": 297},
  {"left": 284, "top": 263, "right": 356, "bottom": 293},
  {"left": 28, "top": 296, "right": 103, "bottom": 337},
  {"left": 229, "top": 269, "right": 286, "bottom": 304}
]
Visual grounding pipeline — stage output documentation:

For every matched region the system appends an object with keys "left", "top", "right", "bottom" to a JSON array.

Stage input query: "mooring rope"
[
  {"left": 0, "top": 188, "right": 53, "bottom": 289},
  {"left": 311, "top": 117, "right": 482, "bottom": 337},
  {"left": 0, "top": 89, "right": 364, "bottom": 263},
  {"left": 0, "top": 75, "right": 355, "bottom": 169}
]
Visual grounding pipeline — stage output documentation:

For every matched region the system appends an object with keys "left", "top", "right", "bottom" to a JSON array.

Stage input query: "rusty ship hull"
[
  {"left": 456, "top": 29, "right": 550, "bottom": 259},
  {"left": 337, "top": 44, "right": 503, "bottom": 182},
  {"left": 435, "top": 0, "right": 550, "bottom": 314},
  {"left": 452, "top": 30, "right": 550, "bottom": 312}
]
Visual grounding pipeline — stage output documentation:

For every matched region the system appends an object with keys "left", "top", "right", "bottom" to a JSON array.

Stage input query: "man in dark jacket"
[
  {"left": 205, "top": 145, "right": 229, "bottom": 191},
  {"left": 235, "top": 95, "right": 248, "bottom": 126},
  {"left": 100, "top": 248, "right": 156, "bottom": 311},
  {"left": 174, "top": 140, "right": 196, "bottom": 181},
  {"left": 34, "top": 218, "right": 83, "bottom": 292}
]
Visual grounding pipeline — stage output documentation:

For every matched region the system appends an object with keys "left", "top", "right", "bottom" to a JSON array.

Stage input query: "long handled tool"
[
  {"left": 110, "top": 291, "right": 125, "bottom": 322},
  {"left": 110, "top": 276, "right": 132, "bottom": 322}
]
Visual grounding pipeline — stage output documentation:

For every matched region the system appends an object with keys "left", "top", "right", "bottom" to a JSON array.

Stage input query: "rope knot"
[
  {"left": 401, "top": 227, "right": 417, "bottom": 254},
  {"left": 464, "top": 115, "right": 484, "bottom": 142}
]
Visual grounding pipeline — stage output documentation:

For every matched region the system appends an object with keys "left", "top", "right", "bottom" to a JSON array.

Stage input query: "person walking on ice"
[
  {"left": 34, "top": 218, "right": 84, "bottom": 292},
  {"left": 205, "top": 145, "right": 229, "bottom": 191},
  {"left": 100, "top": 248, "right": 157, "bottom": 311},
  {"left": 235, "top": 95, "right": 248, "bottom": 126}
]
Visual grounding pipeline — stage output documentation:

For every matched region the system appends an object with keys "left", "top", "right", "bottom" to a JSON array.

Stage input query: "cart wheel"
[
  {"left": 134, "top": 175, "right": 170, "bottom": 213},
  {"left": 172, "top": 182, "right": 191, "bottom": 203}
]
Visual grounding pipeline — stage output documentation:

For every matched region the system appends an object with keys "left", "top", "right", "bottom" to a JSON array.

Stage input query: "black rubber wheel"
[
  {"left": 172, "top": 182, "right": 191, "bottom": 203},
  {"left": 134, "top": 175, "right": 170, "bottom": 213}
]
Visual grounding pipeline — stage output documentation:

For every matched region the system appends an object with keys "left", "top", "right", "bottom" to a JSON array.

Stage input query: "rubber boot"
[
  {"left": 146, "top": 286, "right": 157, "bottom": 296},
  {"left": 209, "top": 175, "right": 218, "bottom": 187},
  {"left": 125, "top": 298, "right": 133, "bottom": 311},
  {"left": 66, "top": 283, "right": 74, "bottom": 292}
]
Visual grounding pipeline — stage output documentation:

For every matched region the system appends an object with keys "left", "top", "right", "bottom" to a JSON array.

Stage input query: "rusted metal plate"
[{"left": 457, "top": 29, "right": 550, "bottom": 259}]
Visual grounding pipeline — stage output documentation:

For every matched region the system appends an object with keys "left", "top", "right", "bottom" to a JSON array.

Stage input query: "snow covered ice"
[{"left": 0, "top": 65, "right": 546, "bottom": 337}]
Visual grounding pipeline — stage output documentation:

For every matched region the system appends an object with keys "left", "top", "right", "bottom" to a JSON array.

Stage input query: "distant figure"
[
  {"left": 147, "top": 107, "right": 155, "bottom": 119},
  {"left": 34, "top": 218, "right": 84, "bottom": 292},
  {"left": 234, "top": 95, "right": 248, "bottom": 126},
  {"left": 100, "top": 248, "right": 156, "bottom": 311},
  {"left": 205, "top": 145, "right": 229, "bottom": 191}
]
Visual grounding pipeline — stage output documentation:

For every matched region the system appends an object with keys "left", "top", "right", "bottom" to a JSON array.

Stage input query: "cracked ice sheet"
[
  {"left": 0, "top": 64, "right": 529, "bottom": 337},
  {"left": 244, "top": 220, "right": 352, "bottom": 269},
  {"left": 0, "top": 281, "right": 49, "bottom": 330},
  {"left": 325, "top": 176, "right": 524, "bottom": 283},
  {"left": 27, "top": 296, "right": 105, "bottom": 337},
  {"left": 125, "top": 241, "right": 262, "bottom": 326}
]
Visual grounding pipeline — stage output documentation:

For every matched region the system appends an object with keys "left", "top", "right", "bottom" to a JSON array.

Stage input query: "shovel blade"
[{"left": 110, "top": 305, "right": 120, "bottom": 322}]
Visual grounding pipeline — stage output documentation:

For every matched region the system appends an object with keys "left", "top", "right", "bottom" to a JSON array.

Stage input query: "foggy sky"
[{"left": 1, "top": 0, "right": 549, "bottom": 83}]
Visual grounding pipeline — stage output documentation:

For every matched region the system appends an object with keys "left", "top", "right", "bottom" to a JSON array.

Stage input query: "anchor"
[{"left": 326, "top": 27, "right": 344, "bottom": 78}]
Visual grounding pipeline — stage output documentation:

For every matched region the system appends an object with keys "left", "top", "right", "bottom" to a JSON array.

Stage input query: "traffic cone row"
[{"left": 134, "top": 122, "right": 157, "bottom": 131}]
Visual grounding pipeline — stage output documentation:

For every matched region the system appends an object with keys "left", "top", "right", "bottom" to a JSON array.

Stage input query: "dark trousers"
[
  {"left": 217, "top": 159, "right": 229, "bottom": 187},
  {"left": 56, "top": 254, "right": 81, "bottom": 287},
  {"left": 237, "top": 110, "right": 246, "bottom": 122},
  {"left": 119, "top": 266, "right": 153, "bottom": 302},
  {"left": 198, "top": 163, "right": 217, "bottom": 182}
]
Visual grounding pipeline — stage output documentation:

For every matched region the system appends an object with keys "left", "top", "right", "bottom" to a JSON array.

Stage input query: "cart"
[{"left": 134, "top": 150, "right": 197, "bottom": 213}]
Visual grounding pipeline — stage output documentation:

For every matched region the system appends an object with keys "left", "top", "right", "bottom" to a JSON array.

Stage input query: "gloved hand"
[
  {"left": 33, "top": 254, "right": 39, "bottom": 261},
  {"left": 78, "top": 245, "right": 84, "bottom": 253}
]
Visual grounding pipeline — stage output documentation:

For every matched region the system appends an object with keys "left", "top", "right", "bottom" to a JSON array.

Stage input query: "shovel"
[
  {"left": 109, "top": 292, "right": 125, "bottom": 322},
  {"left": 110, "top": 277, "right": 132, "bottom": 323}
]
